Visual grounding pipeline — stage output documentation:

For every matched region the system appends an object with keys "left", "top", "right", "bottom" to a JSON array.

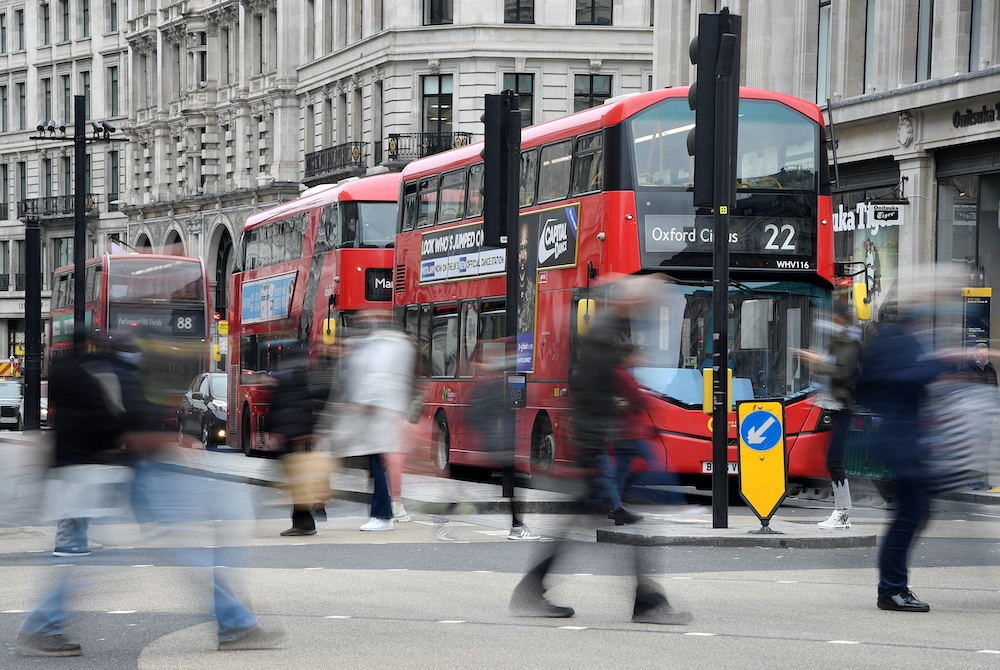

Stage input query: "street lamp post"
[
  {"left": 73, "top": 95, "right": 87, "bottom": 354},
  {"left": 21, "top": 202, "right": 41, "bottom": 431}
]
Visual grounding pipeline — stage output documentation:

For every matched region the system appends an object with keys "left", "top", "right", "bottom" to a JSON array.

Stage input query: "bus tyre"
[
  {"left": 532, "top": 417, "right": 556, "bottom": 475},
  {"left": 432, "top": 414, "right": 450, "bottom": 476},
  {"left": 241, "top": 407, "right": 253, "bottom": 457}
]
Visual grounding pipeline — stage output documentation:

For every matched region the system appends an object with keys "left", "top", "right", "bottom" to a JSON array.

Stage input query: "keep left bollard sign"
[{"left": 737, "top": 400, "right": 788, "bottom": 523}]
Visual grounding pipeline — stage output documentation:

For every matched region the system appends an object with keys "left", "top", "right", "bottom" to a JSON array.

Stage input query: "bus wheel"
[
  {"left": 432, "top": 413, "right": 450, "bottom": 476},
  {"left": 241, "top": 407, "right": 253, "bottom": 457},
  {"left": 532, "top": 417, "right": 556, "bottom": 475}
]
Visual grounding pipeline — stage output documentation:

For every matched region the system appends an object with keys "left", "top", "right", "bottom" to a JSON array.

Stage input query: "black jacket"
[
  {"left": 269, "top": 356, "right": 332, "bottom": 451},
  {"left": 50, "top": 353, "right": 126, "bottom": 465},
  {"left": 958, "top": 360, "right": 998, "bottom": 386}
]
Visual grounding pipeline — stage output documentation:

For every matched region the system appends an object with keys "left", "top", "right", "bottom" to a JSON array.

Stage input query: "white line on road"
[
  {"left": 572, "top": 573, "right": 593, "bottom": 576},
  {"left": 775, "top": 580, "right": 798, "bottom": 583},
  {"left": 130, "top": 564, "right": 154, "bottom": 568},
  {"left": 560, "top": 626, "right": 588, "bottom": 630},
  {"left": 437, "top": 620, "right": 465, "bottom": 624},
  {"left": 827, "top": 640, "right": 860, "bottom": 645},
  {"left": 107, "top": 610, "right": 137, "bottom": 614},
  {"left": 324, "top": 615, "right": 351, "bottom": 619},
  {"left": 684, "top": 632, "right": 716, "bottom": 637},
  {"left": 303, "top": 567, "right": 324, "bottom": 570},
  {"left": 2, "top": 610, "right": 28, "bottom": 613},
  {"left": 977, "top": 650, "right": 1000, "bottom": 654},
  {"left": 385, "top": 568, "right": 408, "bottom": 572}
]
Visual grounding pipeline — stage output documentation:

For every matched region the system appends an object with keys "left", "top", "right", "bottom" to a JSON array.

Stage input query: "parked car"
[
  {"left": 177, "top": 372, "right": 228, "bottom": 449},
  {"left": 17, "top": 380, "right": 48, "bottom": 428},
  {"left": 0, "top": 380, "right": 23, "bottom": 430}
]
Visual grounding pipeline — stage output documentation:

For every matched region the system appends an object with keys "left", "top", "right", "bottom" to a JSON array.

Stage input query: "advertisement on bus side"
[
  {"left": 241, "top": 272, "right": 297, "bottom": 324},
  {"left": 418, "top": 222, "right": 506, "bottom": 283}
]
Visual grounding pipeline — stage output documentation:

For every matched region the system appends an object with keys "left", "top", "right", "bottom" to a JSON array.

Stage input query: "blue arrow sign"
[{"left": 739, "top": 409, "right": 782, "bottom": 452}]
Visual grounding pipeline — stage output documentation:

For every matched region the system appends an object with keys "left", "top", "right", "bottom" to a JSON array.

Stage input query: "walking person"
[
  {"left": 857, "top": 312, "right": 950, "bottom": 612},
  {"left": 328, "top": 313, "right": 417, "bottom": 532},
  {"left": 798, "top": 301, "right": 863, "bottom": 530},
  {"left": 509, "top": 277, "right": 692, "bottom": 624}
]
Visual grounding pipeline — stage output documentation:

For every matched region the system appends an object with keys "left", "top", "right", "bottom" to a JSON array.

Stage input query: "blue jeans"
[
  {"left": 614, "top": 439, "right": 685, "bottom": 505},
  {"left": 54, "top": 517, "right": 89, "bottom": 550},
  {"left": 369, "top": 454, "right": 393, "bottom": 520}
]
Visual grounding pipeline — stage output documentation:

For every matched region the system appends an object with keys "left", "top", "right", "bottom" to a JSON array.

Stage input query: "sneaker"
[
  {"left": 217, "top": 625, "right": 287, "bottom": 651},
  {"left": 16, "top": 632, "right": 82, "bottom": 657},
  {"left": 508, "top": 524, "right": 541, "bottom": 540},
  {"left": 817, "top": 509, "right": 851, "bottom": 530},
  {"left": 612, "top": 507, "right": 644, "bottom": 526},
  {"left": 52, "top": 546, "right": 91, "bottom": 557},
  {"left": 359, "top": 517, "right": 394, "bottom": 531},
  {"left": 279, "top": 527, "right": 317, "bottom": 536},
  {"left": 87, "top": 541, "right": 103, "bottom": 550},
  {"left": 392, "top": 501, "right": 411, "bottom": 523}
]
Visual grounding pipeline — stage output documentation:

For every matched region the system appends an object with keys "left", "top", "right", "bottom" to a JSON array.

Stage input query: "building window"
[
  {"left": 41, "top": 4, "right": 51, "bottom": 45},
  {"left": 62, "top": 75, "right": 71, "bottom": 122},
  {"left": 81, "top": 71, "right": 90, "bottom": 120},
  {"left": 504, "top": 0, "right": 533, "bottom": 23},
  {"left": 916, "top": 0, "right": 933, "bottom": 81},
  {"left": 970, "top": 0, "right": 982, "bottom": 72},
  {"left": 108, "top": 0, "right": 117, "bottom": 31},
  {"left": 1, "top": 13, "right": 6, "bottom": 53},
  {"left": 863, "top": 0, "right": 875, "bottom": 92},
  {"left": 423, "top": 0, "right": 452, "bottom": 26},
  {"left": 60, "top": 0, "right": 69, "bottom": 41},
  {"left": 42, "top": 78, "right": 52, "bottom": 122},
  {"left": 0, "top": 86, "right": 7, "bottom": 132},
  {"left": 573, "top": 74, "right": 611, "bottom": 112},
  {"left": 109, "top": 150, "right": 119, "bottom": 210},
  {"left": 43, "top": 159, "right": 53, "bottom": 198},
  {"left": 61, "top": 156, "right": 71, "bottom": 196},
  {"left": 17, "top": 161, "right": 26, "bottom": 200},
  {"left": 502, "top": 73, "right": 534, "bottom": 127},
  {"left": 576, "top": 0, "right": 611, "bottom": 26},
  {"left": 816, "top": 0, "right": 831, "bottom": 104},
  {"left": 253, "top": 13, "right": 263, "bottom": 74},
  {"left": 15, "top": 9, "right": 24, "bottom": 50},
  {"left": 16, "top": 82, "right": 25, "bottom": 130},
  {"left": 107, "top": 66, "right": 118, "bottom": 116},
  {"left": 15, "top": 240, "right": 25, "bottom": 291},
  {"left": 422, "top": 74, "right": 453, "bottom": 135},
  {"left": 81, "top": 0, "right": 90, "bottom": 37},
  {"left": 0, "top": 241, "right": 8, "bottom": 291},
  {"left": 53, "top": 237, "right": 74, "bottom": 275}
]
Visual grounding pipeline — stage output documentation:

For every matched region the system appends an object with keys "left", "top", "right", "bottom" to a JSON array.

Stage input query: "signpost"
[{"left": 737, "top": 400, "right": 788, "bottom": 533}]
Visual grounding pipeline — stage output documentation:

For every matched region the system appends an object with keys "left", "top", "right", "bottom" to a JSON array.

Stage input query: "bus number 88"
[{"left": 175, "top": 316, "right": 194, "bottom": 330}]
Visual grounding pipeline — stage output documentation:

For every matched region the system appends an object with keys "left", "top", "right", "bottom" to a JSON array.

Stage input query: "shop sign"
[
  {"left": 832, "top": 202, "right": 905, "bottom": 234},
  {"left": 953, "top": 103, "right": 1000, "bottom": 129},
  {"left": 953, "top": 204, "right": 977, "bottom": 224}
]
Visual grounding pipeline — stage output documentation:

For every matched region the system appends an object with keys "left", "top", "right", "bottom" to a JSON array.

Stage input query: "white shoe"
[
  {"left": 508, "top": 524, "right": 541, "bottom": 540},
  {"left": 817, "top": 509, "right": 851, "bottom": 529},
  {"left": 360, "top": 517, "right": 394, "bottom": 532},
  {"left": 392, "top": 501, "right": 411, "bottom": 522}
]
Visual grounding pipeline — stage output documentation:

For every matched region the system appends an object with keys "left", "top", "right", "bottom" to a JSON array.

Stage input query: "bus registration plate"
[{"left": 701, "top": 461, "right": 739, "bottom": 475}]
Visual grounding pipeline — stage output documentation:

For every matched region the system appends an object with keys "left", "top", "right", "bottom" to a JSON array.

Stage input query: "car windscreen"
[{"left": 209, "top": 374, "right": 227, "bottom": 397}]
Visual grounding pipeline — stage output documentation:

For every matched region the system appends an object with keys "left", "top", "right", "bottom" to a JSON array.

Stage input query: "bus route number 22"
[{"left": 763, "top": 223, "right": 796, "bottom": 251}]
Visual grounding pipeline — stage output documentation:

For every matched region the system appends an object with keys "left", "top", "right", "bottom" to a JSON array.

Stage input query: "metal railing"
[
  {"left": 304, "top": 141, "right": 368, "bottom": 181},
  {"left": 386, "top": 132, "right": 473, "bottom": 163},
  {"left": 16, "top": 195, "right": 101, "bottom": 219}
]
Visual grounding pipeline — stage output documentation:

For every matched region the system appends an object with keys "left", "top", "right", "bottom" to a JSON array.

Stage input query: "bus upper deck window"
[
  {"left": 401, "top": 182, "right": 418, "bottom": 232},
  {"left": 466, "top": 164, "right": 485, "bottom": 218}
]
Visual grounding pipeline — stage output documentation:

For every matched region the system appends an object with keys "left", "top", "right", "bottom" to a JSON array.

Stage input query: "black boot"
[
  {"left": 509, "top": 557, "right": 574, "bottom": 618},
  {"left": 633, "top": 579, "right": 693, "bottom": 625},
  {"left": 613, "top": 507, "right": 644, "bottom": 526}
]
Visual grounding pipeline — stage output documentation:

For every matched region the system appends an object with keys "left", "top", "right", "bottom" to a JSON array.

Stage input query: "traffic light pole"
[
  {"left": 710, "top": 31, "right": 740, "bottom": 529},
  {"left": 73, "top": 95, "right": 87, "bottom": 355}
]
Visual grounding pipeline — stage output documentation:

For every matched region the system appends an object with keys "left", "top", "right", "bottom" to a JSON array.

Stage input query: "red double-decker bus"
[
  {"left": 227, "top": 172, "right": 399, "bottom": 456},
  {"left": 393, "top": 87, "right": 835, "bottom": 489}
]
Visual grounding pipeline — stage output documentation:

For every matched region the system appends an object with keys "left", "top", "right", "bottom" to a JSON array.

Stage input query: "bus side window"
[
  {"left": 571, "top": 133, "right": 602, "bottom": 195},
  {"left": 431, "top": 304, "right": 458, "bottom": 378},
  {"left": 466, "top": 164, "right": 484, "bottom": 218},
  {"left": 519, "top": 149, "right": 538, "bottom": 207},
  {"left": 479, "top": 299, "right": 506, "bottom": 370},
  {"left": 417, "top": 177, "right": 438, "bottom": 228},
  {"left": 537, "top": 140, "right": 573, "bottom": 203},
  {"left": 439, "top": 168, "right": 467, "bottom": 223},
  {"left": 320, "top": 204, "right": 338, "bottom": 248},
  {"left": 459, "top": 300, "right": 478, "bottom": 377},
  {"left": 401, "top": 182, "right": 418, "bottom": 232},
  {"left": 418, "top": 305, "right": 431, "bottom": 378}
]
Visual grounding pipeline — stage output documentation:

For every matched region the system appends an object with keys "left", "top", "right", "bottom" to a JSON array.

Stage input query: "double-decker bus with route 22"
[
  {"left": 392, "top": 87, "right": 835, "bottom": 491},
  {"left": 48, "top": 253, "right": 212, "bottom": 426},
  {"left": 227, "top": 172, "right": 399, "bottom": 456}
]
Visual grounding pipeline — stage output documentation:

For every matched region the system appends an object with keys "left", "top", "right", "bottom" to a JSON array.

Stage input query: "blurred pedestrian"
[
  {"left": 857, "top": 312, "right": 950, "bottom": 612},
  {"left": 799, "top": 301, "right": 863, "bottom": 530},
  {"left": 509, "top": 276, "right": 692, "bottom": 624},
  {"left": 959, "top": 343, "right": 998, "bottom": 386},
  {"left": 269, "top": 343, "right": 335, "bottom": 536},
  {"left": 328, "top": 314, "right": 417, "bottom": 531},
  {"left": 467, "top": 345, "right": 539, "bottom": 540}
]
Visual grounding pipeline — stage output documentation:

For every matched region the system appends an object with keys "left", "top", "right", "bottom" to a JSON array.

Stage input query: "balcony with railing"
[
  {"left": 385, "top": 132, "right": 474, "bottom": 167},
  {"left": 303, "top": 141, "right": 369, "bottom": 186},
  {"left": 16, "top": 195, "right": 101, "bottom": 220}
]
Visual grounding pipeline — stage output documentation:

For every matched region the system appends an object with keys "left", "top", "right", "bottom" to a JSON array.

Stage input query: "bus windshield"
[
  {"left": 341, "top": 201, "right": 396, "bottom": 248},
  {"left": 107, "top": 258, "right": 206, "bottom": 303},
  {"left": 621, "top": 280, "right": 828, "bottom": 406},
  {"left": 630, "top": 98, "right": 819, "bottom": 192}
]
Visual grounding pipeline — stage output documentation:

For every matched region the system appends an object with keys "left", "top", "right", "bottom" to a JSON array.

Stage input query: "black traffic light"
[
  {"left": 480, "top": 92, "right": 521, "bottom": 247},
  {"left": 687, "top": 8, "right": 741, "bottom": 209}
]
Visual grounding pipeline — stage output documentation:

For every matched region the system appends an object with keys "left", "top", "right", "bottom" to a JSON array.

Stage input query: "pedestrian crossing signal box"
[
  {"left": 737, "top": 400, "right": 788, "bottom": 529},
  {"left": 506, "top": 372, "right": 526, "bottom": 409}
]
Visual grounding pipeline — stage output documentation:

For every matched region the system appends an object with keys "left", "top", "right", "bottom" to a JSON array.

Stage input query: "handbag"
[{"left": 281, "top": 448, "right": 334, "bottom": 507}]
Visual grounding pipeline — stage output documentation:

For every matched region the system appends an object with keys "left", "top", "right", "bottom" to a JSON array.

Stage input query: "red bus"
[
  {"left": 393, "top": 87, "right": 835, "bottom": 489},
  {"left": 227, "top": 172, "right": 399, "bottom": 456},
  {"left": 48, "top": 253, "right": 212, "bottom": 423}
]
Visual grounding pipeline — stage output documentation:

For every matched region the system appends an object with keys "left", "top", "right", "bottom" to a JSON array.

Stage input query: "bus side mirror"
[
  {"left": 212, "top": 344, "right": 221, "bottom": 362},
  {"left": 853, "top": 283, "right": 871, "bottom": 321},
  {"left": 701, "top": 368, "right": 733, "bottom": 415},
  {"left": 322, "top": 318, "right": 337, "bottom": 346},
  {"left": 577, "top": 299, "right": 596, "bottom": 336}
]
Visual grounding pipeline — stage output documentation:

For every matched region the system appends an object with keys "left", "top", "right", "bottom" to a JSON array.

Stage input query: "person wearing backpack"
[{"left": 799, "top": 301, "right": 863, "bottom": 530}]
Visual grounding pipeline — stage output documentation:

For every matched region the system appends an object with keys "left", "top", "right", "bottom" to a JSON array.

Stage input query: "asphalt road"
[{"left": 2, "top": 447, "right": 1000, "bottom": 669}]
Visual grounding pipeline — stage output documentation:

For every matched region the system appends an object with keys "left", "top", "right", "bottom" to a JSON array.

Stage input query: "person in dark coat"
[
  {"left": 958, "top": 343, "right": 998, "bottom": 386},
  {"left": 857, "top": 316, "right": 951, "bottom": 613}
]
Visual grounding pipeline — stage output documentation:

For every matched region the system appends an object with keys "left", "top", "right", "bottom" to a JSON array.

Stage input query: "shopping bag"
[
  {"left": 41, "top": 464, "right": 134, "bottom": 520},
  {"left": 281, "top": 450, "right": 334, "bottom": 507}
]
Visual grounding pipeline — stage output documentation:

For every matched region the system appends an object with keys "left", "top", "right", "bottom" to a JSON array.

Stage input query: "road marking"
[
  {"left": 303, "top": 567, "right": 324, "bottom": 570},
  {"left": 130, "top": 564, "right": 154, "bottom": 568},
  {"left": 386, "top": 568, "right": 408, "bottom": 572},
  {"left": 324, "top": 615, "right": 351, "bottom": 619},
  {"left": 560, "top": 626, "right": 588, "bottom": 630},
  {"left": 775, "top": 580, "right": 798, "bottom": 583},
  {"left": 572, "top": 573, "right": 593, "bottom": 577},
  {"left": 977, "top": 650, "right": 1000, "bottom": 654},
  {"left": 2, "top": 610, "right": 28, "bottom": 613},
  {"left": 107, "top": 610, "right": 137, "bottom": 614},
  {"left": 472, "top": 570, "right": 493, "bottom": 573},
  {"left": 437, "top": 620, "right": 465, "bottom": 624},
  {"left": 673, "top": 576, "right": 694, "bottom": 580},
  {"left": 685, "top": 632, "right": 716, "bottom": 637},
  {"left": 827, "top": 640, "right": 860, "bottom": 645}
]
